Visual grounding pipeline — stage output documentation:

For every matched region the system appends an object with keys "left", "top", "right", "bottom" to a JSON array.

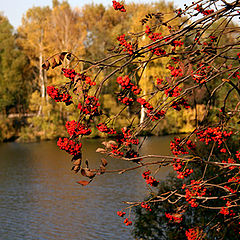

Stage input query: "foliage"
[
  {"left": 0, "top": 14, "right": 31, "bottom": 114},
  {"left": 42, "top": 0, "right": 240, "bottom": 239},
  {"left": 0, "top": 1, "right": 215, "bottom": 141}
]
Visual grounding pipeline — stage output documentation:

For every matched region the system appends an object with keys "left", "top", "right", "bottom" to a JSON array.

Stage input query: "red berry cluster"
[
  {"left": 123, "top": 218, "right": 132, "bottom": 226},
  {"left": 137, "top": 98, "right": 166, "bottom": 121},
  {"left": 222, "top": 158, "right": 237, "bottom": 170},
  {"left": 131, "top": 85, "right": 141, "bottom": 95},
  {"left": 185, "top": 228, "right": 200, "bottom": 240},
  {"left": 118, "top": 127, "right": 139, "bottom": 146},
  {"left": 220, "top": 148, "right": 226, "bottom": 153},
  {"left": 96, "top": 123, "right": 117, "bottom": 135},
  {"left": 168, "top": 65, "right": 183, "bottom": 78},
  {"left": 117, "top": 211, "right": 126, "bottom": 217},
  {"left": 236, "top": 151, "right": 240, "bottom": 160},
  {"left": 116, "top": 75, "right": 141, "bottom": 94},
  {"left": 78, "top": 96, "right": 101, "bottom": 116},
  {"left": 85, "top": 76, "right": 96, "bottom": 86},
  {"left": 145, "top": 25, "right": 151, "bottom": 35},
  {"left": 145, "top": 26, "right": 166, "bottom": 56},
  {"left": 142, "top": 170, "right": 159, "bottom": 187},
  {"left": 117, "top": 211, "right": 132, "bottom": 226},
  {"left": 172, "top": 158, "right": 184, "bottom": 171},
  {"left": 171, "top": 97, "right": 190, "bottom": 111},
  {"left": 47, "top": 86, "right": 73, "bottom": 106},
  {"left": 196, "top": 127, "right": 232, "bottom": 148},
  {"left": 117, "top": 34, "right": 133, "bottom": 55},
  {"left": 62, "top": 68, "right": 96, "bottom": 86},
  {"left": 228, "top": 176, "right": 240, "bottom": 184},
  {"left": 231, "top": 70, "right": 240, "bottom": 80},
  {"left": 224, "top": 185, "right": 237, "bottom": 194},
  {"left": 170, "top": 137, "right": 189, "bottom": 156},
  {"left": 185, "top": 180, "right": 206, "bottom": 207},
  {"left": 186, "top": 140, "right": 196, "bottom": 150},
  {"left": 137, "top": 98, "right": 153, "bottom": 109},
  {"left": 194, "top": 4, "right": 214, "bottom": 16},
  {"left": 219, "top": 207, "right": 229, "bottom": 215},
  {"left": 141, "top": 202, "right": 151, "bottom": 211},
  {"left": 192, "top": 63, "right": 211, "bottom": 83},
  {"left": 164, "top": 86, "right": 182, "bottom": 97},
  {"left": 57, "top": 137, "right": 82, "bottom": 156},
  {"left": 171, "top": 40, "right": 184, "bottom": 48},
  {"left": 62, "top": 68, "right": 78, "bottom": 81},
  {"left": 110, "top": 144, "right": 124, "bottom": 156},
  {"left": 171, "top": 56, "right": 180, "bottom": 64},
  {"left": 145, "top": 26, "right": 163, "bottom": 41},
  {"left": 118, "top": 96, "right": 134, "bottom": 105},
  {"left": 149, "top": 109, "right": 166, "bottom": 121},
  {"left": 107, "top": 128, "right": 140, "bottom": 158},
  {"left": 112, "top": 1, "right": 126, "bottom": 12},
  {"left": 148, "top": 32, "right": 163, "bottom": 42},
  {"left": 219, "top": 201, "right": 231, "bottom": 215},
  {"left": 177, "top": 169, "right": 193, "bottom": 179},
  {"left": 125, "top": 149, "right": 140, "bottom": 161},
  {"left": 156, "top": 78, "right": 163, "bottom": 85},
  {"left": 165, "top": 212, "right": 182, "bottom": 223},
  {"left": 209, "top": 35, "right": 217, "bottom": 42},
  {"left": 65, "top": 120, "right": 91, "bottom": 136},
  {"left": 172, "top": 159, "right": 193, "bottom": 179},
  {"left": 149, "top": 45, "right": 166, "bottom": 56}
]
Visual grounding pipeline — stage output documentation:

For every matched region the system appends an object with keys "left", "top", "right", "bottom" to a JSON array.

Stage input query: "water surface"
[{"left": 0, "top": 136, "right": 173, "bottom": 240}]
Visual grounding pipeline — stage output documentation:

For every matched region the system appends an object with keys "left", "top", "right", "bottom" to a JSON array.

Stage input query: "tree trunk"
[
  {"left": 140, "top": 90, "right": 145, "bottom": 124},
  {"left": 37, "top": 30, "right": 45, "bottom": 116}
]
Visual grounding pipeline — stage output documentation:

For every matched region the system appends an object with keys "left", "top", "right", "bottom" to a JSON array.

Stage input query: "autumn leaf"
[
  {"left": 96, "top": 148, "right": 107, "bottom": 153},
  {"left": 101, "top": 158, "right": 108, "bottom": 167},
  {"left": 73, "top": 159, "right": 81, "bottom": 165},
  {"left": 81, "top": 168, "right": 96, "bottom": 178},
  {"left": 76, "top": 180, "right": 90, "bottom": 186},
  {"left": 99, "top": 165, "right": 106, "bottom": 174},
  {"left": 66, "top": 53, "right": 72, "bottom": 60},
  {"left": 102, "top": 140, "right": 117, "bottom": 149},
  {"left": 59, "top": 52, "right": 68, "bottom": 61},
  {"left": 50, "top": 57, "right": 61, "bottom": 69},
  {"left": 42, "top": 60, "right": 50, "bottom": 70},
  {"left": 71, "top": 165, "right": 80, "bottom": 173}
]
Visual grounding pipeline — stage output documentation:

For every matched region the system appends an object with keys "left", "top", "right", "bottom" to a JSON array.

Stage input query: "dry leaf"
[
  {"left": 66, "top": 53, "right": 72, "bottom": 60},
  {"left": 42, "top": 60, "right": 50, "bottom": 70},
  {"left": 73, "top": 159, "right": 81, "bottom": 165},
  {"left": 59, "top": 52, "right": 68, "bottom": 61},
  {"left": 101, "top": 158, "right": 108, "bottom": 167},
  {"left": 76, "top": 180, "right": 90, "bottom": 186},
  {"left": 72, "top": 165, "right": 80, "bottom": 173},
  {"left": 96, "top": 148, "right": 107, "bottom": 153},
  {"left": 81, "top": 168, "right": 96, "bottom": 179},
  {"left": 99, "top": 165, "right": 106, "bottom": 174}
]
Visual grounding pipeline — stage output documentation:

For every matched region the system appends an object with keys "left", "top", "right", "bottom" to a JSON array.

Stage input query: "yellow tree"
[
  {"left": 17, "top": 6, "right": 51, "bottom": 114},
  {"left": 46, "top": 0, "right": 86, "bottom": 74}
]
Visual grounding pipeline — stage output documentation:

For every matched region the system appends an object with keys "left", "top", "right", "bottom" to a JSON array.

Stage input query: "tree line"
[{"left": 0, "top": 0, "right": 238, "bottom": 142}]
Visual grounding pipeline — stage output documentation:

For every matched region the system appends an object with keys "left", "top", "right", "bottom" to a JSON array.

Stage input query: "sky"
[{"left": 0, "top": 0, "right": 192, "bottom": 29}]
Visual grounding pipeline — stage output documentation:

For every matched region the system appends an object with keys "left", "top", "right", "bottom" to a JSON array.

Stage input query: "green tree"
[{"left": 0, "top": 14, "right": 30, "bottom": 114}]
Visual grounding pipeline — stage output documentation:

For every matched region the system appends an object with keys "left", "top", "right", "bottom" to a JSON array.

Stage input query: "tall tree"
[
  {"left": 0, "top": 14, "right": 30, "bottom": 114},
  {"left": 17, "top": 6, "right": 51, "bottom": 114},
  {"left": 46, "top": 1, "right": 86, "bottom": 57}
]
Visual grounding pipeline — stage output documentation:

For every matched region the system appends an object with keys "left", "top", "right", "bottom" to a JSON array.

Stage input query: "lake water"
[{"left": 0, "top": 136, "right": 173, "bottom": 240}]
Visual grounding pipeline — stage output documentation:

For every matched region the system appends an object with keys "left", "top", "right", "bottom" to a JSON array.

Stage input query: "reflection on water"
[{"left": 0, "top": 136, "right": 173, "bottom": 240}]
